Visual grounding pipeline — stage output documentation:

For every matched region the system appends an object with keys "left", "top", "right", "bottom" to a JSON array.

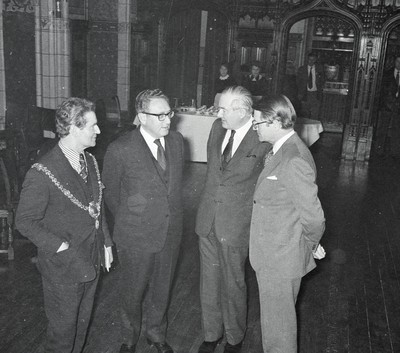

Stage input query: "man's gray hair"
[
  {"left": 221, "top": 86, "right": 253, "bottom": 115},
  {"left": 135, "top": 89, "right": 169, "bottom": 113}
]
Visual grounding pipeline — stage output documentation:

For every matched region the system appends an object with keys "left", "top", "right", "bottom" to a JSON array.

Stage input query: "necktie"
[
  {"left": 222, "top": 130, "right": 236, "bottom": 169},
  {"left": 154, "top": 139, "right": 167, "bottom": 171},
  {"left": 308, "top": 67, "right": 313, "bottom": 89},
  {"left": 264, "top": 150, "right": 274, "bottom": 166},
  {"left": 79, "top": 153, "right": 88, "bottom": 182}
]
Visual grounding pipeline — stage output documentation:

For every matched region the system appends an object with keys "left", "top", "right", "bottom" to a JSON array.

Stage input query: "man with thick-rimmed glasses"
[
  {"left": 102, "top": 89, "right": 184, "bottom": 353},
  {"left": 195, "top": 86, "right": 270, "bottom": 353}
]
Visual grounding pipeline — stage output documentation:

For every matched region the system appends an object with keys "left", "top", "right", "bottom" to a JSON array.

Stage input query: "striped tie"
[
  {"left": 264, "top": 150, "right": 274, "bottom": 166},
  {"left": 79, "top": 153, "right": 88, "bottom": 182}
]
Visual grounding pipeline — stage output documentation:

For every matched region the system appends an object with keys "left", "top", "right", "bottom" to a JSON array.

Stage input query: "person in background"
[
  {"left": 250, "top": 94, "right": 326, "bottom": 353},
  {"left": 102, "top": 89, "right": 184, "bottom": 353},
  {"left": 242, "top": 61, "right": 268, "bottom": 97},
  {"left": 16, "top": 97, "right": 113, "bottom": 353},
  {"left": 296, "top": 52, "right": 325, "bottom": 120},
  {"left": 196, "top": 86, "right": 270, "bottom": 353},
  {"left": 215, "top": 63, "right": 237, "bottom": 95},
  {"left": 376, "top": 55, "right": 400, "bottom": 159}
]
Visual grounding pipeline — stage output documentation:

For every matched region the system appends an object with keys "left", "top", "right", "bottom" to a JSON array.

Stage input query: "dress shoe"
[
  {"left": 119, "top": 343, "right": 136, "bottom": 353},
  {"left": 223, "top": 341, "right": 242, "bottom": 353},
  {"left": 146, "top": 339, "right": 174, "bottom": 353},
  {"left": 198, "top": 337, "right": 223, "bottom": 353}
]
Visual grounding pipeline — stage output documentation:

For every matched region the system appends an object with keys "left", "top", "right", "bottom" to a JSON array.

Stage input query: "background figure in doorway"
[
  {"left": 376, "top": 55, "right": 400, "bottom": 159},
  {"left": 242, "top": 61, "right": 268, "bottom": 97},
  {"left": 102, "top": 89, "right": 184, "bottom": 353},
  {"left": 296, "top": 52, "right": 325, "bottom": 120},
  {"left": 16, "top": 97, "right": 113, "bottom": 353},
  {"left": 195, "top": 86, "right": 270, "bottom": 353},
  {"left": 250, "top": 95, "right": 325, "bottom": 353},
  {"left": 215, "top": 63, "right": 237, "bottom": 95}
]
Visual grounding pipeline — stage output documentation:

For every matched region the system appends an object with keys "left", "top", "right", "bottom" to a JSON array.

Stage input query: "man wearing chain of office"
[{"left": 16, "top": 97, "right": 113, "bottom": 353}]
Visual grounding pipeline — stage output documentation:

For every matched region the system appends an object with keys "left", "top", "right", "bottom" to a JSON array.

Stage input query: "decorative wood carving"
[{"left": 3, "top": 0, "right": 34, "bottom": 13}]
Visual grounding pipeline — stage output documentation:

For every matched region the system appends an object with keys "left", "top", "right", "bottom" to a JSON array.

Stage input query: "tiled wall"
[{"left": 0, "top": 0, "right": 5, "bottom": 130}]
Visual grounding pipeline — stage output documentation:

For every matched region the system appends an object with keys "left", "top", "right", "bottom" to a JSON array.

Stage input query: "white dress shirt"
[
  {"left": 307, "top": 65, "right": 317, "bottom": 92},
  {"left": 273, "top": 130, "right": 295, "bottom": 154},
  {"left": 221, "top": 118, "right": 253, "bottom": 156},
  {"left": 140, "top": 126, "right": 165, "bottom": 160}
]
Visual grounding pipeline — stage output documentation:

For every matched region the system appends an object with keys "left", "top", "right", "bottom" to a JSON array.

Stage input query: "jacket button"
[{"left": 253, "top": 200, "right": 256, "bottom": 204}]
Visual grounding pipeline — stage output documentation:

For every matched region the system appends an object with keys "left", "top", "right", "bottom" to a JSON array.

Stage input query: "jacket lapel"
[
  {"left": 227, "top": 126, "right": 258, "bottom": 169},
  {"left": 214, "top": 123, "right": 228, "bottom": 166},
  {"left": 51, "top": 146, "right": 90, "bottom": 204},
  {"left": 135, "top": 129, "right": 168, "bottom": 189}
]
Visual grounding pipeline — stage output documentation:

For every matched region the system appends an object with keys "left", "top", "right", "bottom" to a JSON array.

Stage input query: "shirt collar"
[
  {"left": 140, "top": 126, "right": 165, "bottom": 149},
  {"left": 58, "top": 140, "right": 82, "bottom": 173},
  {"left": 273, "top": 130, "right": 295, "bottom": 154},
  {"left": 227, "top": 118, "right": 252, "bottom": 138}
]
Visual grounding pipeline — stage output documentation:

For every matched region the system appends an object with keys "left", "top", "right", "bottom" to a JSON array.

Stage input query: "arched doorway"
[
  {"left": 277, "top": 12, "right": 360, "bottom": 134},
  {"left": 373, "top": 19, "right": 400, "bottom": 158}
]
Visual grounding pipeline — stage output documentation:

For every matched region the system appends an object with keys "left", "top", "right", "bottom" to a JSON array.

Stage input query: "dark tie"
[
  {"left": 154, "top": 139, "right": 167, "bottom": 171},
  {"left": 308, "top": 67, "right": 313, "bottom": 89},
  {"left": 222, "top": 130, "right": 236, "bottom": 169},
  {"left": 79, "top": 153, "right": 88, "bottom": 182},
  {"left": 264, "top": 150, "right": 274, "bottom": 166}
]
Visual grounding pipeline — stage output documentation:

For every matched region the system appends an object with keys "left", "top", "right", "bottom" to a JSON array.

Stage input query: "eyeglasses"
[
  {"left": 252, "top": 120, "right": 270, "bottom": 130},
  {"left": 142, "top": 110, "right": 175, "bottom": 121}
]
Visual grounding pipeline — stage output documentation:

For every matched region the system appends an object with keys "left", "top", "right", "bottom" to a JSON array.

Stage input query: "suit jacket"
[
  {"left": 249, "top": 133, "right": 325, "bottom": 278},
  {"left": 195, "top": 118, "right": 271, "bottom": 248},
  {"left": 242, "top": 75, "right": 268, "bottom": 96},
  {"left": 102, "top": 128, "right": 184, "bottom": 253},
  {"left": 296, "top": 64, "right": 325, "bottom": 101},
  {"left": 16, "top": 145, "right": 112, "bottom": 284},
  {"left": 380, "top": 68, "right": 400, "bottom": 112}
]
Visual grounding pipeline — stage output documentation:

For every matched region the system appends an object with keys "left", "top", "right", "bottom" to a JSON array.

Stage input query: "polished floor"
[{"left": 1, "top": 132, "right": 400, "bottom": 353}]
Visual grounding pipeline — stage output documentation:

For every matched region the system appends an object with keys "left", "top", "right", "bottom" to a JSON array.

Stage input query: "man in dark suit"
[
  {"left": 102, "top": 89, "right": 184, "bottom": 353},
  {"left": 296, "top": 52, "right": 325, "bottom": 120},
  {"left": 16, "top": 97, "right": 113, "bottom": 353},
  {"left": 195, "top": 86, "right": 270, "bottom": 353},
  {"left": 242, "top": 61, "right": 268, "bottom": 97},
  {"left": 376, "top": 55, "right": 400, "bottom": 158},
  {"left": 250, "top": 95, "right": 326, "bottom": 353}
]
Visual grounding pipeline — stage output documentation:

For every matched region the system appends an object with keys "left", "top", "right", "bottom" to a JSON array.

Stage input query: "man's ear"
[
  {"left": 137, "top": 112, "right": 146, "bottom": 125},
  {"left": 272, "top": 119, "right": 282, "bottom": 129}
]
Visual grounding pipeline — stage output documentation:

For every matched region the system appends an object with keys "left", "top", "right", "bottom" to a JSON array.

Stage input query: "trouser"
[
  {"left": 376, "top": 110, "right": 400, "bottom": 156},
  {"left": 118, "top": 241, "right": 180, "bottom": 345},
  {"left": 41, "top": 274, "right": 99, "bottom": 353},
  {"left": 199, "top": 227, "right": 248, "bottom": 345},
  {"left": 301, "top": 91, "right": 321, "bottom": 120},
  {"left": 256, "top": 270, "right": 301, "bottom": 353}
]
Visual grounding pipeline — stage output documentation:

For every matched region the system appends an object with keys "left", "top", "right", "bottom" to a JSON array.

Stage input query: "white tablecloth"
[
  {"left": 294, "top": 117, "right": 324, "bottom": 147},
  {"left": 172, "top": 113, "right": 323, "bottom": 162}
]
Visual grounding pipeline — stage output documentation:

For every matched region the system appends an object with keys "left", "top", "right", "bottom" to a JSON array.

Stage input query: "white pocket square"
[{"left": 267, "top": 175, "right": 278, "bottom": 180}]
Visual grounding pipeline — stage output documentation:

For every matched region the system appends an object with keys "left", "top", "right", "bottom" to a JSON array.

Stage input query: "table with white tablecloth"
[{"left": 172, "top": 112, "right": 323, "bottom": 162}]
